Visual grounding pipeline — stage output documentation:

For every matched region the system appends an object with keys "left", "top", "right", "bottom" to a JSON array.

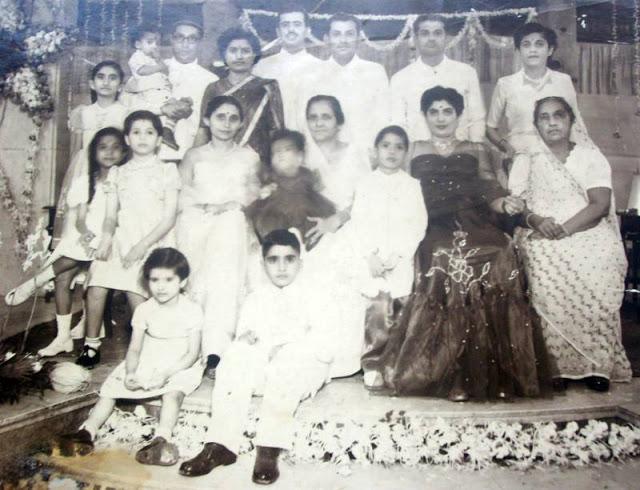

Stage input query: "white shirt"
[
  {"left": 349, "top": 169, "right": 427, "bottom": 298},
  {"left": 128, "top": 50, "right": 170, "bottom": 91},
  {"left": 254, "top": 49, "right": 323, "bottom": 131},
  {"left": 235, "top": 280, "right": 333, "bottom": 362},
  {"left": 390, "top": 56, "right": 486, "bottom": 142},
  {"left": 159, "top": 57, "right": 218, "bottom": 160},
  {"left": 487, "top": 69, "right": 591, "bottom": 152},
  {"left": 297, "top": 55, "right": 390, "bottom": 149}
]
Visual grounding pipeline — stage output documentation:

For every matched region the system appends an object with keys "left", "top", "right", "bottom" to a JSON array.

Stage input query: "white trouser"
[{"left": 207, "top": 340, "right": 329, "bottom": 453}]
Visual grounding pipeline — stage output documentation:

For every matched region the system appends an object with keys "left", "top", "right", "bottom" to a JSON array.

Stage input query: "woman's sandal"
[{"left": 4, "top": 278, "right": 38, "bottom": 306}]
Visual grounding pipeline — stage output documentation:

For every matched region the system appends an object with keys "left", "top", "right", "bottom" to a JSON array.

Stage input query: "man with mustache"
[
  {"left": 296, "top": 13, "right": 389, "bottom": 149},
  {"left": 253, "top": 4, "right": 322, "bottom": 130},
  {"left": 390, "top": 14, "right": 486, "bottom": 143}
]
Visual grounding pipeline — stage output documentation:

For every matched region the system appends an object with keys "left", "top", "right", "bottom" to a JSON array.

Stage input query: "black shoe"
[
  {"left": 585, "top": 376, "right": 610, "bottom": 392},
  {"left": 57, "top": 429, "right": 94, "bottom": 457},
  {"left": 553, "top": 377, "right": 569, "bottom": 392},
  {"left": 178, "top": 442, "right": 237, "bottom": 477},
  {"left": 75, "top": 345, "right": 100, "bottom": 369},
  {"left": 162, "top": 127, "right": 179, "bottom": 150},
  {"left": 135, "top": 436, "right": 179, "bottom": 466},
  {"left": 252, "top": 446, "right": 281, "bottom": 485}
]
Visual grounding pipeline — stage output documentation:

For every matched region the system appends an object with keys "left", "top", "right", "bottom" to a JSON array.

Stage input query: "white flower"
[{"left": 4, "top": 351, "right": 16, "bottom": 361}]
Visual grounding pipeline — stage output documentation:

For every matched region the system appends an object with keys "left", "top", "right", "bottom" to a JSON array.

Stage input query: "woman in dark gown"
[{"left": 378, "top": 86, "right": 551, "bottom": 401}]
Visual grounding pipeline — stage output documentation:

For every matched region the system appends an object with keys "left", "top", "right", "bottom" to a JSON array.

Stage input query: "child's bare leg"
[
  {"left": 58, "top": 396, "right": 116, "bottom": 457},
  {"left": 53, "top": 265, "right": 79, "bottom": 316},
  {"left": 157, "top": 391, "right": 184, "bottom": 439},
  {"left": 135, "top": 391, "right": 184, "bottom": 466},
  {"left": 126, "top": 292, "right": 146, "bottom": 313},
  {"left": 81, "top": 397, "right": 117, "bottom": 438}
]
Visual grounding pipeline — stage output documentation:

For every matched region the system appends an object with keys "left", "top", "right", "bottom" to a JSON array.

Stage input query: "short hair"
[
  {"left": 132, "top": 25, "right": 161, "bottom": 45},
  {"left": 203, "top": 95, "right": 244, "bottom": 120},
  {"left": 420, "top": 86, "right": 465, "bottom": 116},
  {"left": 261, "top": 229, "right": 301, "bottom": 258},
  {"left": 413, "top": 14, "right": 447, "bottom": 35},
  {"left": 89, "top": 60, "right": 124, "bottom": 103},
  {"left": 278, "top": 2, "right": 309, "bottom": 25},
  {"left": 217, "top": 27, "right": 262, "bottom": 66},
  {"left": 533, "top": 96, "right": 576, "bottom": 127},
  {"left": 374, "top": 125, "right": 409, "bottom": 149},
  {"left": 171, "top": 19, "right": 204, "bottom": 38},
  {"left": 123, "top": 110, "right": 163, "bottom": 136},
  {"left": 513, "top": 22, "right": 558, "bottom": 50},
  {"left": 271, "top": 129, "right": 305, "bottom": 153},
  {"left": 327, "top": 13, "right": 362, "bottom": 34},
  {"left": 143, "top": 247, "right": 190, "bottom": 281},
  {"left": 305, "top": 94, "right": 345, "bottom": 125}
]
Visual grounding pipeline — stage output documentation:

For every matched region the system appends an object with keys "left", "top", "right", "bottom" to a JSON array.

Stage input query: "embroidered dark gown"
[{"left": 378, "top": 144, "right": 551, "bottom": 399}]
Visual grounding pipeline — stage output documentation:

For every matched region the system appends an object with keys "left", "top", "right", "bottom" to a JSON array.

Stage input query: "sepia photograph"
[{"left": 0, "top": 0, "right": 639, "bottom": 488}]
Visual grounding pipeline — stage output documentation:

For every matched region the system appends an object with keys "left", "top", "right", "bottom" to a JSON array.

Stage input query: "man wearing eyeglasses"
[{"left": 159, "top": 19, "right": 218, "bottom": 161}]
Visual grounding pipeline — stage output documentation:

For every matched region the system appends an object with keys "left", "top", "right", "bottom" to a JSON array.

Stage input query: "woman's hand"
[
  {"left": 503, "top": 196, "right": 526, "bottom": 215},
  {"left": 124, "top": 373, "right": 141, "bottom": 391},
  {"left": 94, "top": 236, "right": 112, "bottom": 261},
  {"left": 306, "top": 215, "right": 342, "bottom": 246},
  {"left": 529, "top": 215, "right": 567, "bottom": 240},
  {"left": 122, "top": 242, "right": 147, "bottom": 268}
]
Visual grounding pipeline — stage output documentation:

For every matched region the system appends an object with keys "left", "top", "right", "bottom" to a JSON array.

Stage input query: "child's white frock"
[
  {"left": 88, "top": 159, "right": 180, "bottom": 297},
  {"left": 100, "top": 294, "right": 204, "bottom": 399}
]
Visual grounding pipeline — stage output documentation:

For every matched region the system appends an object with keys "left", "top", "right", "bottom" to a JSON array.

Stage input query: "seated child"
[
  {"left": 246, "top": 129, "right": 335, "bottom": 250},
  {"left": 58, "top": 248, "right": 203, "bottom": 467},
  {"left": 179, "top": 229, "right": 334, "bottom": 485},
  {"left": 352, "top": 126, "right": 428, "bottom": 390},
  {"left": 125, "top": 26, "right": 189, "bottom": 150}
]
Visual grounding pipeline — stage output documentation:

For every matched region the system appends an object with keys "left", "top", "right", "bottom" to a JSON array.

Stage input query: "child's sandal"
[
  {"left": 57, "top": 429, "right": 94, "bottom": 457},
  {"left": 135, "top": 436, "right": 179, "bottom": 466}
]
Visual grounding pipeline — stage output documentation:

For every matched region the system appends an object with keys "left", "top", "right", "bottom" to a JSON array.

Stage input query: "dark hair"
[
  {"left": 278, "top": 3, "right": 309, "bottom": 25},
  {"left": 374, "top": 125, "right": 409, "bottom": 149},
  {"left": 412, "top": 14, "right": 447, "bottom": 36},
  {"left": 513, "top": 22, "right": 558, "bottom": 50},
  {"left": 327, "top": 13, "right": 362, "bottom": 34},
  {"left": 420, "top": 86, "right": 465, "bottom": 116},
  {"left": 87, "top": 127, "right": 126, "bottom": 204},
  {"left": 132, "top": 25, "right": 161, "bottom": 45},
  {"left": 217, "top": 27, "right": 261, "bottom": 66},
  {"left": 305, "top": 94, "right": 345, "bottom": 125},
  {"left": 123, "top": 110, "right": 163, "bottom": 136},
  {"left": 271, "top": 129, "right": 305, "bottom": 153},
  {"left": 171, "top": 19, "right": 204, "bottom": 39},
  {"left": 89, "top": 60, "right": 124, "bottom": 103},
  {"left": 261, "top": 229, "right": 301, "bottom": 258},
  {"left": 143, "top": 247, "right": 190, "bottom": 281},
  {"left": 203, "top": 95, "right": 244, "bottom": 120},
  {"left": 533, "top": 96, "right": 576, "bottom": 127}
]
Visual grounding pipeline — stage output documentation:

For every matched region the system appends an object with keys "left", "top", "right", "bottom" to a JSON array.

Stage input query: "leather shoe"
[
  {"left": 57, "top": 428, "right": 94, "bottom": 457},
  {"left": 179, "top": 442, "right": 237, "bottom": 477},
  {"left": 252, "top": 446, "right": 281, "bottom": 485},
  {"left": 585, "top": 376, "right": 610, "bottom": 392}
]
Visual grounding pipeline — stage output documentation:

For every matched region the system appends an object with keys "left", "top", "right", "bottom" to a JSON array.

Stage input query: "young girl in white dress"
[
  {"left": 4, "top": 128, "right": 127, "bottom": 357},
  {"left": 58, "top": 248, "right": 203, "bottom": 467},
  {"left": 77, "top": 111, "right": 181, "bottom": 368},
  {"left": 176, "top": 95, "right": 260, "bottom": 378}
]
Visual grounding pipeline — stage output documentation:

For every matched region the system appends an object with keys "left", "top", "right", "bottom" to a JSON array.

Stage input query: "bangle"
[{"left": 525, "top": 213, "right": 536, "bottom": 228}]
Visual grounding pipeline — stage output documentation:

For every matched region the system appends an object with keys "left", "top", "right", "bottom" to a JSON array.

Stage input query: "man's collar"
[{"left": 521, "top": 68, "right": 552, "bottom": 89}]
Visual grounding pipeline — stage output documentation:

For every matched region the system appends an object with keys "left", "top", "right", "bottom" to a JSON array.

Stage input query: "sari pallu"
[
  {"left": 200, "top": 75, "right": 284, "bottom": 176},
  {"left": 513, "top": 145, "right": 632, "bottom": 382}
]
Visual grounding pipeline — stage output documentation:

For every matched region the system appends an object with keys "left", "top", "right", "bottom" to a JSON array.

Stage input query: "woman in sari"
[
  {"left": 376, "top": 86, "right": 551, "bottom": 401},
  {"left": 194, "top": 27, "right": 284, "bottom": 174},
  {"left": 509, "top": 96, "right": 632, "bottom": 392}
]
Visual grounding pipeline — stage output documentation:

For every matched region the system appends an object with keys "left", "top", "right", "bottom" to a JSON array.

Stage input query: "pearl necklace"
[{"left": 432, "top": 138, "right": 456, "bottom": 155}]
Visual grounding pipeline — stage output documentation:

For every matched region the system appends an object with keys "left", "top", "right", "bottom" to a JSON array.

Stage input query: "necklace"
[{"left": 432, "top": 138, "right": 456, "bottom": 155}]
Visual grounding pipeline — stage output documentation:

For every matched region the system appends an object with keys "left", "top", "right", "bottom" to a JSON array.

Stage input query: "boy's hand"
[{"left": 237, "top": 330, "right": 258, "bottom": 345}]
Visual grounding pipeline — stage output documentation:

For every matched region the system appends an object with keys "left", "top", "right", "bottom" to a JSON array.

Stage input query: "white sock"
[
  {"left": 79, "top": 422, "right": 97, "bottom": 440},
  {"left": 55, "top": 313, "right": 72, "bottom": 339},
  {"left": 85, "top": 337, "right": 101, "bottom": 353},
  {"left": 155, "top": 426, "right": 172, "bottom": 441}
]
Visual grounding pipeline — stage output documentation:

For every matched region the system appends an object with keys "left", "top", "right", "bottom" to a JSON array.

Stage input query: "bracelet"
[{"left": 525, "top": 213, "right": 536, "bottom": 228}]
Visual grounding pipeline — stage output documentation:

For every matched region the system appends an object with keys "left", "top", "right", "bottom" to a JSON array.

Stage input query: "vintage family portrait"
[{"left": 0, "top": 0, "right": 640, "bottom": 488}]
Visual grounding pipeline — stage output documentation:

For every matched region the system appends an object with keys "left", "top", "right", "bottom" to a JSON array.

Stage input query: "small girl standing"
[
  {"left": 55, "top": 61, "right": 129, "bottom": 242},
  {"left": 5, "top": 128, "right": 127, "bottom": 357},
  {"left": 176, "top": 95, "right": 260, "bottom": 379},
  {"left": 78, "top": 110, "right": 181, "bottom": 368},
  {"left": 58, "top": 248, "right": 203, "bottom": 466}
]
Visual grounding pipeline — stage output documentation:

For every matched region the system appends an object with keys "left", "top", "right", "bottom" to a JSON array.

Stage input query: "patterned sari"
[{"left": 510, "top": 144, "right": 632, "bottom": 381}]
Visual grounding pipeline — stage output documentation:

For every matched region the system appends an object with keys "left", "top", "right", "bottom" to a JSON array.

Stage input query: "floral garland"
[
  {"left": 0, "top": 1, "right": 75, "bottom": 260},
  {"left": 95, "top": 408, "right": 640, "bottom": 471},
  {"left": 240, "top": 7, "right": 537, "bottom": 52}
]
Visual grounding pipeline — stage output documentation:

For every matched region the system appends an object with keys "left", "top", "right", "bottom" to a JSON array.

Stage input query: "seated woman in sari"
[
  {"left": 375, "top": 86, "right": 551, "bottom": 401},
  {"left": 509, "top": 96, "right": 632, "bottom": 392},
  {"left": 194, "top": 27, "right": 284, "bottom": 173}
]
